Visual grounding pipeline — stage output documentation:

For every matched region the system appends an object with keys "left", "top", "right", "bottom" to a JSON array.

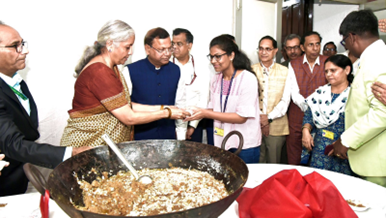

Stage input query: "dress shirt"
[
  {"left": 122, "top": 63, "right": 187, "bottom": 140},
  {"left": 288, "top": 55, "right": 321, "bottom": 112},
  {"left": 0, "top": 72, "right": 72, "bottom": 161},
  {"left": 260, "top": 62, "right": 291, "bottom": 120},
  {"left": 0, "top": 72, "right": 30, "bottom": 115},
  {"left": 173, "top": 55, "right": 210, "bottom": 128}
]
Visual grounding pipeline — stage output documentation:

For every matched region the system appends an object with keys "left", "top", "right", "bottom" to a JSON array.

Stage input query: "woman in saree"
[{"left": 61, "top": 20, "right": 189, "bottom": 147}]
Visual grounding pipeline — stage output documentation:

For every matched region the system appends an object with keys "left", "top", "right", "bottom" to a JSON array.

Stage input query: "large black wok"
[{"left": 26, "top": 139, "right": 248, "bottom": 218}]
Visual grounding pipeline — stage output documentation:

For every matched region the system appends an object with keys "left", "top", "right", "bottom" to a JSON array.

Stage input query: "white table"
[{"left": 0, "top": 164, "right": 385, "bottom": 218}]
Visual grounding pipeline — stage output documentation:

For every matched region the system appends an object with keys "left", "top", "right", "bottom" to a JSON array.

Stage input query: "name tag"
[
  {"left": 214, "top": 127, "right": 224, "bottom": 137},
  {"left": 322, "top": 129, "right": 334, "bottom": 140}
]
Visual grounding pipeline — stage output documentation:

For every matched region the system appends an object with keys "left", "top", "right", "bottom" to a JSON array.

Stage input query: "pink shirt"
[{"left": 208, "top": 70, "right": 261, "bottom": 150}]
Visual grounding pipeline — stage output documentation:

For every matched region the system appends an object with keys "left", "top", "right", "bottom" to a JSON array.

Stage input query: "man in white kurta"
[{"left": 171, "top": 28, "right": 210, "bottom": 142}]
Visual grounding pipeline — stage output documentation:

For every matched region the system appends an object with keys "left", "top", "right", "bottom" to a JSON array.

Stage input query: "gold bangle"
[
  {"left": 302, "top": 125, "right": 312, "bottom": 132},
  {"left": 164, "top": 107, "right": 172, "bottom": 119},
  {"left": 160, "top": 105, "right": 164, "bottom": 110}
]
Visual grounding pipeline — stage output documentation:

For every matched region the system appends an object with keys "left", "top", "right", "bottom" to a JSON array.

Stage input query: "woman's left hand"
[{"left": 184, "top": 106, "right": 205, "bottom": 121}]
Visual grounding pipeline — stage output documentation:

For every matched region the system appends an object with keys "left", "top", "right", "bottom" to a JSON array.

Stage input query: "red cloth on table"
[{"left": 237, "top": 169, "right": 357, "bottom": 218}]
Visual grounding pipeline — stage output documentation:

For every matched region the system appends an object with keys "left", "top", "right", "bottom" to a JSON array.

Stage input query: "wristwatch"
[{"left": 268, "top": 118, "right": 273, "bottom": 123}]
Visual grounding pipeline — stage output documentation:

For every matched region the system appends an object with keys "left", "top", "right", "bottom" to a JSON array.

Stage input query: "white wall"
[
  {"left": 313, "top": 3, "right": 359, "bottom": 54},
  {"left": 1, "top": 0, "right": 234, "bottom": 145},
  {"left": 240, "top": 0, "right": 277, "bottom": 65}
]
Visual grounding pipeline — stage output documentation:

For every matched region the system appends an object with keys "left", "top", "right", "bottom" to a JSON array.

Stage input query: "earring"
[{"left": 108, "top": 47, "right": 112, "bottom": 52}]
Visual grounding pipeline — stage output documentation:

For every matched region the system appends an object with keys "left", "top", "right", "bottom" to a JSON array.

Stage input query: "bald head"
[
  {"left": 0, "top": 21, "right": 6, "bottom": 43},
  {"left": 0, "top": 24, "right": 22, "bottom": 48},
  {"left": 0, "top": 24, "right": 29, "bottom": 76}
]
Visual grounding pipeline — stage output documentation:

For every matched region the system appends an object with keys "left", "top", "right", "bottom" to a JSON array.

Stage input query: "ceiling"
[
  {"left": 263, "top": 0, "right": 385, "bottom": 11},
  {"left": 314, "top": 0, "right": 386, "bottom": 11}
]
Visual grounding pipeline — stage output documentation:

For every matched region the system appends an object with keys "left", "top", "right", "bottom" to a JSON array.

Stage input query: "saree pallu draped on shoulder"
[{"left": 61, "top": 64, "right": 133, "bottom": 147}]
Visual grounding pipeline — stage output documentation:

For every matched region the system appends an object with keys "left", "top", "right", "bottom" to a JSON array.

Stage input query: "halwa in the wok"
[{"left": 75, "top": 167, "right": 229, "bottom": 216}]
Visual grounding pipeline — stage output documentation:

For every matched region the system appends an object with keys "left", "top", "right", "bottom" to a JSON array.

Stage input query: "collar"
[
  {"left": 360, "top": 39, "right": 384, "bottom": 61},
  {"left": 173, "top": 55, "right": 192, "bottom": 66},
  {"left": 0, "top": 72, "right": 23, "bottom": 87},
  {"left": 145, "top": 57, "right": 168, "bottom": 71},
  {"left": 302, "top": 54, "right": 320, "bottom": 66},
  {"left": 260, "top": 61, "right": 274, "bottom": 74}
]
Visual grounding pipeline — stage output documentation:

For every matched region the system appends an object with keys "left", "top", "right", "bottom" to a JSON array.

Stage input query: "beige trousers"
[{"left": 259, "top": 135, "right": 286, "bottom": 163}]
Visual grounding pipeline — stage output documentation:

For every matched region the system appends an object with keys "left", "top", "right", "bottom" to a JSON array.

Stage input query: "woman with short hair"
[{"left": 61, "top": 20, "right": 189, "bottom": 148}]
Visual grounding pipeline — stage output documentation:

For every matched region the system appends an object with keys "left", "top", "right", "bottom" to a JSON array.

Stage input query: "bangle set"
[{"left": 302, "top": 125, "right": 312, "bottom": 132}]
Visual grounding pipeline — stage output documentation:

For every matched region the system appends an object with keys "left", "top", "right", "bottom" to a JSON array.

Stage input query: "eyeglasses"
[
  {"left": 150, "top": 45, "right": 174, "bottom": 54},
  {"left": 172, "top": 42, "right": 186, "bottom": 47},
  {"left": 207, "top": 53, "right": 227, "bottom": 62},
  {"left": 340, "top": 34, "right": 350, "bottom": 47},
  {"left": 257, "top": 47, "right": 274, "bottom": 53},
  {"left": 324, "top": 48, "right": 336, "bottom": 52},
  {"left": 285, "top": 45, "right": 300, "bottom": 51},
  {"left": 0, "top": 41, "right": 28, "bottom": 53}
]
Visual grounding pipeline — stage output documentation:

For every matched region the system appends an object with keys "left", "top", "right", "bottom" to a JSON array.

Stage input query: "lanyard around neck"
[
  {"left": 9, "top": 84, "right": 28, "bottom": 100},
  {"left": 173, "top": 55, "right": 197, "bottom": 85},
  {"left": 220, "top": 69, "right": 237, "bottom": 113}
]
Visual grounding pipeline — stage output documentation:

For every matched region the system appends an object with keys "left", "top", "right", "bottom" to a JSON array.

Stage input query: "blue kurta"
[
  {"left": 127, "top": 58, "right": 180, "bottom": 140},
  {"left": 303, "top": 93, "right": 355, "bottom": 176}
]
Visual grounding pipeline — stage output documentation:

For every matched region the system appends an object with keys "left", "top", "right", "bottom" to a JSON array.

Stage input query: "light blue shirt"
[{"left": 0, "top": 72, "right": 31, "bottom": 115}]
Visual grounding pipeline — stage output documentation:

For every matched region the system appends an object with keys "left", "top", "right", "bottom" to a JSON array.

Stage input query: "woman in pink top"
[{"left": 185, "top": 35, "right": 261, "bottom": 163}]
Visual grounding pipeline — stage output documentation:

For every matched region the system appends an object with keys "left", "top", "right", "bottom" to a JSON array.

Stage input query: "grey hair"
[
  {"left": 74, "top": 20, "right": 135, "bottom": 76},
  {"left": 283, "top": 33, "right": 301, "bottom": 46}
]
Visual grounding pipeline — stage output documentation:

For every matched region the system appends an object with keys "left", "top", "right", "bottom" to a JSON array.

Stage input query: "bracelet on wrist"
[
  {"left": 160, "top": 105, "right": 164, "bottom": 110},
  {"left": 302, "top": 125, "right": 312, "bottom": 132},
  {"left": 164, "top": 107, "right": 172, "bottom": 119}
]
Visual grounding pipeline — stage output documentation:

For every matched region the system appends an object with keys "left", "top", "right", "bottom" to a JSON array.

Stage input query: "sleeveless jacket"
[
  {"left": 253, "top": 63, "right": 289, "bottom": 136},
  {"left": 128, "top": 58, "right": 181, "bottom": 140}
]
